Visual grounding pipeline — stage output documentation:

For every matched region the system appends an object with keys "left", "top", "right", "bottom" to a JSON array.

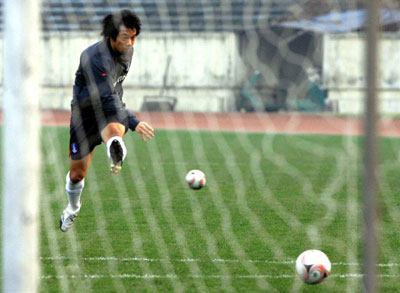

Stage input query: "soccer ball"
[
  {"left": 185, "top": 170, "right": 206, "bottom": 190},
  {"left": 295, "top": 249, "right": 331, "bottom": 285}
]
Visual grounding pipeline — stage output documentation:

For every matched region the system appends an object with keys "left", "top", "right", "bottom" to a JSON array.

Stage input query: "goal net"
[{"left": 4, "top": 0, "right": 400, "bottom": 291}]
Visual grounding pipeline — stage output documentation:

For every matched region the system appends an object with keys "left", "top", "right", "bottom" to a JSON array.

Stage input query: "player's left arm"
[
  {"left": 124, "top": 101, "right": 154, "bottom": 141},
  {"left": 134, "top": 121, "right": 155, "bottom": 141}
]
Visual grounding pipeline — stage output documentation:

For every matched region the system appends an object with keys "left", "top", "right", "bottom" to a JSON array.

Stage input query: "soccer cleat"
[
  {"left": 109, "top": 139, "right": 124, "bottom": 173},
  {"left": 60, "top": 204, "right": 80, "bottom": 232}
]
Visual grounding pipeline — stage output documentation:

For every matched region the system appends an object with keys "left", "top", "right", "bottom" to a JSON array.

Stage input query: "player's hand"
[{"left": 135, "top": 121, "right": 155, "bottom": 141}]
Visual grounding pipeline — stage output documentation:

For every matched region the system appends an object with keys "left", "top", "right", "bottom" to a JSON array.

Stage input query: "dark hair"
[{"left": 101, "top": 10, "right": 141, "bottom": 41}]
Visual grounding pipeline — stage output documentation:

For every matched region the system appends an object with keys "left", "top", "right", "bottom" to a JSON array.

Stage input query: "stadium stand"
[{"left": 0, "top": 0, "right": 296, "bottom": 32}]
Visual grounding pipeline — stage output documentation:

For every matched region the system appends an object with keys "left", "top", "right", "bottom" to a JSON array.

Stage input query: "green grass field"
[{"left": 38, "top": 127, "right": 400, "bottom": 292}]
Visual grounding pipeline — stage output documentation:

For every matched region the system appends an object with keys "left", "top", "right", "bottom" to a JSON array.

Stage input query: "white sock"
[
  {"left": 106, "top": 136, "right": 127, "bottom": 160},
  {"left": 65, "top": 172, "right": 84, "bottom": 213}
]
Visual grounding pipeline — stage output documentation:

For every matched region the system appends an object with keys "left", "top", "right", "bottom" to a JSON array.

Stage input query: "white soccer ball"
[
  {"left": 185, "top": 170, "right": 206, "bottom": 190},
  {"left": 295, "top": 249, "right": 331, "bottom": 285}
]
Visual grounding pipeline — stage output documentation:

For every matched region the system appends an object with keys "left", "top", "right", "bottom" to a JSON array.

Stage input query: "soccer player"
[{"left": 60, "top": 10, "right": 155, "bottom": 232}]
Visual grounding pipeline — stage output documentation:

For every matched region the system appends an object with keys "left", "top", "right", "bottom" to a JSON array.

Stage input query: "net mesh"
[{"left": 5, "top": 0, "right": 400, "bottom": 291}]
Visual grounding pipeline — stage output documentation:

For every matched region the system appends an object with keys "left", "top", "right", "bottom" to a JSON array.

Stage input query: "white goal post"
[{"left": 3, "top": 0, "right": 41, "bottom": 292}]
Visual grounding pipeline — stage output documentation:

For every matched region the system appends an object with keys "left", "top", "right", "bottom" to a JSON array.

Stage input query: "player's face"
[{"left": 112, "top": 25, "right": 137, "bottom": 54}]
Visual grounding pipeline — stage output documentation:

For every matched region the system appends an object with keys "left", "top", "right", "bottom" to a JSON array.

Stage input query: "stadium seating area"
[{"left": 1, "top": 0, "right": 296, "bottom": 31}]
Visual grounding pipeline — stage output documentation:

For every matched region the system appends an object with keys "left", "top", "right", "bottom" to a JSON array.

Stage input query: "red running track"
[{"left": 14, "top": 110, "right": 400, "bottom": 137}]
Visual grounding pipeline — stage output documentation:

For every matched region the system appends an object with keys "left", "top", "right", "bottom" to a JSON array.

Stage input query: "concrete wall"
[
  {"left": 2, "top": 31, "right": 246, "bottom": 112},
  {"left": 323, "top": 33, "right": 400, "bottom": 114}
]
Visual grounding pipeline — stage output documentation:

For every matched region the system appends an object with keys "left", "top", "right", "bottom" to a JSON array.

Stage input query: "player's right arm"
[
  {"left": 79, "top": 47, "right": 154, "bottom": 139},
  {"left": 80, "top": 49, "right": 123, "bottom": 112},
  {"left": 79, "top": 49, "right": 139, "bottom": 131}
]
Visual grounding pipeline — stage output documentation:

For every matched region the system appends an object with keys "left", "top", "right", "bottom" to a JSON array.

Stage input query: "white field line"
[
  {"left": 41, "top": 274, "right": 293, "bottom": 280},
  {"left": 41, "top": 273, "right": 400, "bottom": 280},
  {"left": 41, "top": 256, "right": 294, "bottom": 264},
  {"left": 40, "top": 256, "right": 400, "bottom": 267}
]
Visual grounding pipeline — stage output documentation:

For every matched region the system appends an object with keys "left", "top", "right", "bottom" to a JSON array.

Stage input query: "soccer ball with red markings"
[
  {"left": 296, "top": 249, "right": 331, "bottom": 285},
  {"left": 185, "top": 170, "right": 206, "bottom": 190}
]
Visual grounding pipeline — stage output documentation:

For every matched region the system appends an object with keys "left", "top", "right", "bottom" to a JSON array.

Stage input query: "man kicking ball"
[{"left": 60, "top": 10, "right": 154, "bottom": 232}]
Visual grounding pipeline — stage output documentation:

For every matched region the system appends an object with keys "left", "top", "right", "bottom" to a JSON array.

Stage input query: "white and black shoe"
[
  {"left": 60, "top": 204, "right": 80, "bottom": 232},
  {"left": 107, "top": 136, "right": 127, "bottom": 174}
]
